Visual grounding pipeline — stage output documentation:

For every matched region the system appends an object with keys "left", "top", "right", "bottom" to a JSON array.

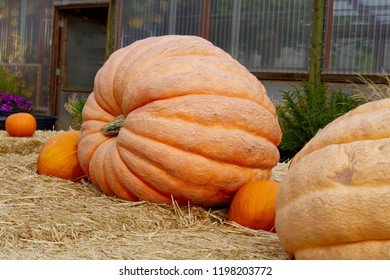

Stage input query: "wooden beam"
[
  {"left": 251, "top": 71, "right": 389, "bottom": 85},
  {"left": 323, "top": 0, "right": 334, "bottom": 72},
  {"left": 252, "top": 72, "right": 309, "bottom": 82},
  {"left": 309, "top": 0, "right": 326, "bottom": 86},
  {"left": 199, "top": 0, "right": 211, "bottom": 40},
  {"left": 115, "top": 0, "right": 123, "bottom": 49},
  {"left": 106, "top": 0, "right": 116, "bottom": 58}
]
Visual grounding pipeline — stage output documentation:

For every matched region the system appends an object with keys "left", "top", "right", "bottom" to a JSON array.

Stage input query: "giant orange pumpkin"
[
  {"left": 5, "top": 112, "right": 36, "bottom": 137},
  {"left": 228, "top": 180, "right": 280, "bottom": 232},
  {"left": 275, "top": 98, "right": 390, "bottom": 259},
  {"left": 38, "top": 130, "right": 86, "bottom": 181},
  {"left": 77, "top": 35, "right": 282, "bottom": 207}
]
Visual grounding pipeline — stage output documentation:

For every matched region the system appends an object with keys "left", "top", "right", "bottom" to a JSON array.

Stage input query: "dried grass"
[
  {"left": 350, "top": 72, "right": 390, "bottom": 102},
  {"left": 0, "top": 130, "right": 292, "bottom": 260}
]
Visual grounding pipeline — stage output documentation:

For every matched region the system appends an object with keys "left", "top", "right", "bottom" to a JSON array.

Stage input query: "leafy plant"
[
  {"left": 64, "top": 94, "right": 86, "bottom": 130},
  {"left": 0, "top": 67, "right": 28, "bottom": 96},
  {"left": 275, "top": 81, "right": 364, "bottom": 160}
]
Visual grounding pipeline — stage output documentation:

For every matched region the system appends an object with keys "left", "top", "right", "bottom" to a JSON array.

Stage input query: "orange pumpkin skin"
[
  {"left": 5, "top": 112, "right": 37, "bottom": 137},
  {"left": 77, "top": 35, "right": 282, "bottom": 207},
  {"left": 38, "top": 130, "right": 86, "bottom": 181},
  {"left": 275, "top": 98, "right": 390, "bottom": 260},
  {"left": 228, "top": 180, "right": 280, "bottom": 232}
]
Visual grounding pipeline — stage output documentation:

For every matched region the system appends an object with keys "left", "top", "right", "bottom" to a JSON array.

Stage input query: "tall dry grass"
[{"left": 350, "top": 72, "right": 390, "bottom": 102}]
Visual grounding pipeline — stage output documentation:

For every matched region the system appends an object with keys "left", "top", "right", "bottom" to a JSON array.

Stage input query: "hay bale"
[
  {"left": 0, "top": 130, "right": 58, "bottom": 155},
  {"left": 0, "top": 130, "right": 292, "bottom": 260}
]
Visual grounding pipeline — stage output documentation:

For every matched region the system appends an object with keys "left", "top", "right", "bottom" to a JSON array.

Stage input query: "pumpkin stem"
[{"left": 101, "top": 114, "right": 125, "bottom": 136}]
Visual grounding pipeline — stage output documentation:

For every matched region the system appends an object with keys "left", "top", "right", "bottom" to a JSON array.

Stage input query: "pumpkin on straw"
[
  {"left": 37, "top": 130, "right": 86, "bottom": 181},
  {"left": 77, "top": 35, "right": 282, "bottom": 208},
  {"left": 5, "top": 112, "right": 36, "bottom": 137}
]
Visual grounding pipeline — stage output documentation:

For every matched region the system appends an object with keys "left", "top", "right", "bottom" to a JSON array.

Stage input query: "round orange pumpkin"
[
  {"left": 77, "top": 35, "right": 282, "bottom": 207},
  {"left": 38, "top": 130, "right": 86, "bottom": 181},
  {"left": 5, "top": 112, "right": 37, "bottom": 137},
  {"left": 275, "top": 98, "right": 390, "bottom": 259},
  {"left": 228, "top": 180, "right": 280, "bottom": 232}
]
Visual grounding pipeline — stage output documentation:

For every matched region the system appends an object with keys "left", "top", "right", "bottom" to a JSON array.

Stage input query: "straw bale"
[
  {"left": 0, "top": 130, "right": 292, "bottom": 260},
  {"left": 0, "top": 130, "right": 58, "bottom": 155}
]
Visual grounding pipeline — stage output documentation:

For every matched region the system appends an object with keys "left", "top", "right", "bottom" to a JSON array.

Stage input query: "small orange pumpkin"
[
  {"left": 5, "top": 112, "right": 37, "bottom": 137},
  {"left": 228, "top": 180, "right": 280, "bottom": 232},
  {"left": 37, "top": 130, "right": 86, "bottom": 181}
]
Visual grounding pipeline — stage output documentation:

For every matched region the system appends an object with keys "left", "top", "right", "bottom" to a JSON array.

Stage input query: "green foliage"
[
  {"left": 276, "top": 81, "right": 364, "bottom": 160},
  {"left": 64, "top": 94, "right": 86, "bottom": 130},
  {"left": 0, "top": 67, "right": 27, "bottom": 95}
]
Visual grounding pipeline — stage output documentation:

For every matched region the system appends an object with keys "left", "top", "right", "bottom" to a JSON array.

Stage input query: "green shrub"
[
  {"left": 275, "top": 81, "right": 364, "bottom": 160},
  {"left": 0, "top": 67, "right": 28, "bottom": 96}
]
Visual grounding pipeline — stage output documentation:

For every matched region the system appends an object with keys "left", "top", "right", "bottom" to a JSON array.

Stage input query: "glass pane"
[
  {"left": 0, "top": 0, "right": 54, "bottom": 111},
  {"left": 325, "top": 0, "right": 390, "bottom": 75},
  {"left": 119, "top": 0, "right": 169, "bottom": 46},
  {"left": 65, "top": 9, "right": 107, "bottom": 89},
  {"left": 118, "top": 0, "right": 201, "bottom": 47},
  {"left": 175, "top": 0, "right": 201, "bottom": 35},
  {"left": 209, "top": 0, "right": 314, "bottom": 73}
]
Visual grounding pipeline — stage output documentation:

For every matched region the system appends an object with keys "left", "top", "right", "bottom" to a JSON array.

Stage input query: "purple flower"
[
  {"left": 24, "top": 101, "right": 33, "bottom": 110},
  {"left": 12, "top": 95, "right": 22, "bottom": 103},
  {"left": 0, "top": 103, "right": 13, "bottom": 112},
  {"left": 0, "top": 93, "right": 12, "bottom": 102},
  {"left": 0, "top": 92, "right": 33, "bottom": 113}
]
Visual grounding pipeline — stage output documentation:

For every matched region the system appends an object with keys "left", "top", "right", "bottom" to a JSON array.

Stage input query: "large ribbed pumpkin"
[
  {"left": 275, "top": 98, "right": 390, "bottom": 259},
  {"left": 77, "top": 35, "right": 282, "bottom": 208}
]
